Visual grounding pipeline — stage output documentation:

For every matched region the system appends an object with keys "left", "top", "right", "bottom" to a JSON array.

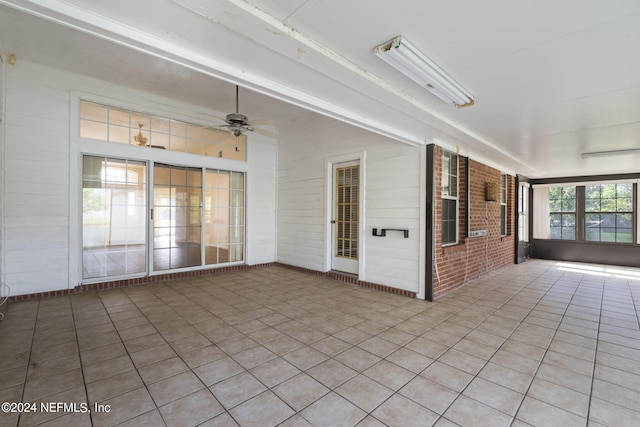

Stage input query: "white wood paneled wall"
[
  {"left": 2, "top": 61, "right": 277, "bottom": 296},
  {"left": 277, "top": 115, "right": 423, "bottom": 293},
  {"left": 4, "top": 62, "right": 71, "bottom": 295}
]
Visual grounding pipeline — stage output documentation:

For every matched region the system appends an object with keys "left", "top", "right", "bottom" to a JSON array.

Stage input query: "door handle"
[{"left": 330, "top": 220, "right": 336, "bottom": 224}]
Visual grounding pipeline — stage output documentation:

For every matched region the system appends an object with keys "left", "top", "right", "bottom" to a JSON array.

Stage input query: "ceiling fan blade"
[
  {"left": 254, "top": 128, "right": 278, "bottom": 139},
  {"left": 198, "top": 111, "right": 228, "bottom": 123},
  {"left": 247, "top": 119, "right": 272, "bottom": 127}
]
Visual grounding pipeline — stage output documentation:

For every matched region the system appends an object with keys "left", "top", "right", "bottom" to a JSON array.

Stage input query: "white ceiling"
[{"left": 2, "top": 0, "right": 640, "bottom": 178}]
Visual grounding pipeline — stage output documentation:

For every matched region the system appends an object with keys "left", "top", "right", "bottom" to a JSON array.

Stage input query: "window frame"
[
  {"left": 79, "top": 100, "right": 247, "bottom": 161},
  {"left": 533, "top": 180, "right": 637, "bottom": 244},
  {"left": 584, "top": 182, "right": 634, "bottom": 244},
  {"left": 548, "top": 185, "right": 577, "bottom": 241},
  {"left": 442, "top": 151, "right": 459, "bottom": 246},
  {"left": 500, "top": 174, "right": 508, "bottom": 236}
]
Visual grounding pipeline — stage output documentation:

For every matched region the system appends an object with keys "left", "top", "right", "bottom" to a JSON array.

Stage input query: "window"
[
  {"left": 534, "top": 181, "right": 637, "bottom": 243},
  {"left": 500, "top": 174, "right": 508, "bottom": 236},
  {"left": 549, "top": 185, "right": 576, "bottom": 240},
  {"left": 79, "top": 100, "right": 246, "bottom": 160},
  {"left": 442, "top": 151, "right": 458, "bottom": 245},
  {"left": 585, "top": 183, "right": 633, "bottom": 243}
]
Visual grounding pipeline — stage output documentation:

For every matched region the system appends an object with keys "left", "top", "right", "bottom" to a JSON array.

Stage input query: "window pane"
[
  {"left": 150, "top": 132, "right": 169, "bottom": 149},
  {"left": 600, "top": 228, "right": 616, "bottom": 242},
  {"left": 441, "top": 151, "right": 458, "bottom": 245},
  {"left": 152, "top": 116, "right": 171, "bottom": 133},
  {"left": 109, "top": 125, "right": 130, "bottom": 144},
  {"left": 153, "top": 165, "right": 202, "bottom": 271},
  {"left": 617, "top": 197, "right": 632, "bottom": 212},
  {"left": 562, "top": 213, "right": 575, "bottom": 227},
  {"left": 79, "top": 100, "right": 247, "bottom": 160},
  {"left": 204, "top": 169, "right": 245, "bottom": 265},
  {"left": 561, "top": 198, "right": 575, "bottom": 212},
  {"left": 617, "top": 183, "right": 633, "bottom": 197},
  {"left": 562, "top": 186, "right": 576, "bottom": 199},
  {"left": 442, "top": 199, "right": 457, "bottom": 244},
  {"left": 616, "top": 213, "right": 632, "bottom": 228},
  {"left": 548, "top": 187, "right": 561, "bottom": 199},
  {"left": 442, "top": 152, "right": 458, "bottom": 197},
  {"left": 585, "top": 228, "right": 599, "bottom": 241},
  {"left": 80, "top": 120, "right": 108, "bottom": 140},
  {"left": 582, "top": 182, "right": 634, "bottom": 243},
  {"left": 585, "top": 185, "right": 600, "bottom": 199},
  {"left": 585, "top": 198, "right": 600, "bottom": 212},
  {"left": 131, "top": 112, "right": 150, "bottom": 130},
  {"left": 549, "top": 199, "right": 562, "bottom": 212},
  {"left": 81, "top": 101, "right": 108, "bottom": 122},
  {"left": 561, "top": 227, "right": 575, "bottom": 240},
  {"left": 110, "top": 108, "right": 129, "bottom": 126},
  {"left": 547, "top": 186, "right": 576, "bottom": 240},
  {"left": 617, "top": 229, "right": 633, "bottom": 243}
]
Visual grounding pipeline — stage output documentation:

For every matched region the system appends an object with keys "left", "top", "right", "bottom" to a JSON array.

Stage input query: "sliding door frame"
[{"left": 74, "top": 143, "right": 248, "bottom": 286}]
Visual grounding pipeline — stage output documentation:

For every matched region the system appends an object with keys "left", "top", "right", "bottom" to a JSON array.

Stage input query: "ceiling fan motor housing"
[{"left": 226, "top": 113, "right": 250, "bottom": 125}]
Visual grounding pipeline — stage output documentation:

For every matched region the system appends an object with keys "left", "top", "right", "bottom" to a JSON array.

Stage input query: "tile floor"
[{"left": 1, "top": 259, "right": 640, "bottom": 426}]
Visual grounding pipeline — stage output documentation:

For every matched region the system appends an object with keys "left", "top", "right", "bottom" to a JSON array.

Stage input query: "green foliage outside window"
[
  {"left": 585, "top": 183, "right": 633, "bottom": 243},
  {"left": 549, "top": 186, "right": 576, "bottom": 240}
]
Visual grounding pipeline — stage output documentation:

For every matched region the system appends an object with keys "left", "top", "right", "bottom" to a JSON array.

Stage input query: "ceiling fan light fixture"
[
  {"left": 218, "top": 86, "right": 255, "bottom": 137},
  {"left": 375, "top": 36, "right": 474, "bottom": 108},
  {"left": 133, "top": 123, "right": 148, "bottom": 146},
  {"left": 225, "top": 113, "right": 253, "bottom": 137}
]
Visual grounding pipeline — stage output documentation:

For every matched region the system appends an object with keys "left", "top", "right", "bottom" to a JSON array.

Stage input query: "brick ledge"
[{"left": 6, "top": 262, "right": 416, "bottom": 303}]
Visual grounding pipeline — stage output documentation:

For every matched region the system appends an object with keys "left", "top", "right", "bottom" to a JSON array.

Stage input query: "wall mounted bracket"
[{"left": 372, "top": 228, "right": 409, "bottom": 238}]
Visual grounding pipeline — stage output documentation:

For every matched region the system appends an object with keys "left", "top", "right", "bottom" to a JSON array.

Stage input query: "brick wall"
[{"left": 433, "top": 146, "right": 515, "bottom": 298}]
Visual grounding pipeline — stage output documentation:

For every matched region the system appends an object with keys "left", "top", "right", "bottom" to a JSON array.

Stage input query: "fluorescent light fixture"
[
  {"left": 374, "top": 36, "right": 474, "bottom": 108},
  {"left": 581, "top": 148, "right": 640, "bottom": 159}
]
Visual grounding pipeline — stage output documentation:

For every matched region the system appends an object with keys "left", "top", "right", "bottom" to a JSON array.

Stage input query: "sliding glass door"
[
  {"left": 82, "top": 156, "right": 147, "bottom": 279},
  {"left": 153, "top": 164, "right": 203, "bottom": 270},
  {"left": 82, "top": 156, "right": 245, "bottom": 281},
  {"left": 204, "top": 170, "right": 244, "bottom": 265}
]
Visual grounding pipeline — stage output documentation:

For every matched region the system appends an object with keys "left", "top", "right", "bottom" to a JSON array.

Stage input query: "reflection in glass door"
[
  {"left": 82, "top": 157, "right": 245, "bottom": 281},
  {"left": 153, "top": 164, "right": 202, "bottom": 270},
  {"left": 332, "top": 161, "right": 359, "bottom": 274},
  {"left": 82, "top": 156, "right": 147, "bottom": 279},
  {"left": 204, "top": 170, "right": 244, "bottom": 265}
]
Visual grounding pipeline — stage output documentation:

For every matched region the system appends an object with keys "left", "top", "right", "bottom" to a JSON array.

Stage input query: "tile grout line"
[
  {"left": 359, "top": 262, "right": 558, "bottom": 425},
  {"left": 435, "top": 262, "right": 571, "bottom": 426},
  {"left": 585, "top": 275, "right": 606, "bottom": 426},
  {"left": 510, "top": 271, "right": 600, "bottom": 425},
  {"left": 99, "top": 288, "right": 174, "bottom": 426},
  {"left": 17, "top": 299, "right": 40, "bottom": 427},
  {"left": 70, "top": 297, "right": 96, "bottom": 427}
]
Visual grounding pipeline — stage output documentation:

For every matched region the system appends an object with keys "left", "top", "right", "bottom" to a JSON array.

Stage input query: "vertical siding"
[{"left": 277, "top": 115, "right": 422, "bottom": 292}]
